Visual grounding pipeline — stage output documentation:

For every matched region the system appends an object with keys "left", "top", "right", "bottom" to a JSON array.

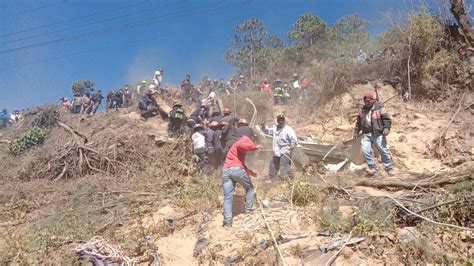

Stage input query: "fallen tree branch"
[
  {"left": 383, "top": 195, "right": 471, "bottom": 231},
  {"left": 256, "top": 193, "right": 287, "bottom": 266},
  {"left": 57, "top": 121, "right": 88, "bottom": 144},
  {"left": 0, "top": 139, "right": 11, "bottom": 144},
  {"left": 416, "top": 196, "right": 472, "bottom": 214},
  {"left": 355, "top": 174, "right": 472, "bottom": 190}
]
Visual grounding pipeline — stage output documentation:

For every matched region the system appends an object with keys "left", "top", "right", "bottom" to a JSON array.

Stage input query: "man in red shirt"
[
  {"left": 260, "top": 78, "right": 271, "bottom": 92},
  {"left": 221, "top": 135, "right": 261, "bottom": 227}
]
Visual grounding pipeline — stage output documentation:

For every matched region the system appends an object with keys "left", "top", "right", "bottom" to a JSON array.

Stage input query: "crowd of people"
[
  {"left": 0, "top": 63, "right": 396, "bottom": 228},
  {"left": 0, "top": 109, "right": 25, "bottom": 129}
]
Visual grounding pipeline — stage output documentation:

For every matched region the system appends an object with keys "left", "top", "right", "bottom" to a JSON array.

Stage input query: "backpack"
[{"left": 172, "top": 107, "right": 185, "bottom": 120}]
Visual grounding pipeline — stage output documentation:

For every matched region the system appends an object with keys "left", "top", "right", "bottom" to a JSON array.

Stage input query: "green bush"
[{"left": 9, "top": 127, "right": 48, "bottom": 156}]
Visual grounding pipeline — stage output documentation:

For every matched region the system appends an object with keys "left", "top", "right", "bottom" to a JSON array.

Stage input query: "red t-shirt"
[
  {"left": 223, "top": 135, "right": 257, "bottom": 176},
  {"left": 260, "top": 82, "right": 271, "bottom": 92}
]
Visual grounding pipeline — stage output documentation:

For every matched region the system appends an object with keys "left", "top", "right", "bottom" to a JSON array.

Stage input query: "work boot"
[
  {"left": 366, "top": 168, "right": 378, "bottom": 176},
  {"left": 385, "top": 169, "right": 394, "bottom": 176},
  {"left": 244, "top": 209, "right": 254, "bottom": 215}
]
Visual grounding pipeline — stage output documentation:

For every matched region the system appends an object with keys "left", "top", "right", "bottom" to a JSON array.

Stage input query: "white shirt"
[
  {"left": 292, "top": 80, "right": 300, "bottom": 89},
  {"left": 192, "top": 132, "right": 206, "bottom": 151},
  {"left": 208, "top": 91, "right": 216, "bottom": 100},
  {"left": 267, "top": 124, "right": 298, "bottom": 157}
]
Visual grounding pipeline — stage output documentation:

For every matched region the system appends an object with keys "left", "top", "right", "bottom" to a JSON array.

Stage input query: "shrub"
[{"left": 9, "top": 127, "right": 48, "bottom": 156}]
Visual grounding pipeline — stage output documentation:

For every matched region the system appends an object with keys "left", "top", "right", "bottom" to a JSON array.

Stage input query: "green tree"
[
  {"left": 71, "top": 80, "right": 94, "bottom": 96},
  {"left": 287, "top": 13, "right": 326, "bottom": 47},
  {"left": 225, "top": 18, "right": 270, "bottom": 80},
  {"left": 323, "top": 14, "right": 370, "bottom": 58}
]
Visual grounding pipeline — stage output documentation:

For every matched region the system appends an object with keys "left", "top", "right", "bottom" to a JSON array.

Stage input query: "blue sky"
[{"left": 0, "top": 0, "right": 444, "bottom": 111}]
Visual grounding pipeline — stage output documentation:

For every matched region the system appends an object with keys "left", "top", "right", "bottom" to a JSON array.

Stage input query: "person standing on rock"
[
  {"left": 221, "top": 135, "right": 261, "bottom": 227},
  {"left": 353, "top": 92, "right": 393, "bottom": 176},
  {"left": 264, "top": 114, "right": 297, "bottom": 180}
]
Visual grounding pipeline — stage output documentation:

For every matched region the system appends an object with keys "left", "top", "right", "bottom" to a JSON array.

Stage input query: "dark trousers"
[
  {"left": 269, "top": 154, "right": 292, "bottom": 178},
  {"left": 140, "top": 109, "right": 158, "bottom": 119},
  {"left": 210, "top": 148, "right": 223, "bottom": 169},
  {"left": 168, "top": 120, "right": 184, "bottom": 137},
  {"left": 195, "top": 150, "right": 209, "bottom": 175}
]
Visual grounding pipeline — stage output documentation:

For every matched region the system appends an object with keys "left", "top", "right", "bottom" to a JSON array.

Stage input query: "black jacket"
[{"left": 355, "top": 103, "right": 391, "bottom": 134}]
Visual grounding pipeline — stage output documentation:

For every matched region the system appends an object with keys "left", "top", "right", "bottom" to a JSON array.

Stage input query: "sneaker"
[
  {"left": 386, "top": 169, "right": 394, "bottom": 176},
  {"left": 222, "top": 222, "right": 232, "bottom": 228}
]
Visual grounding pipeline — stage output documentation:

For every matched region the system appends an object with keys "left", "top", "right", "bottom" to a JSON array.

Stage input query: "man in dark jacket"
[
  {"left": 106, "top": 90, "right": 115, "bottom": 110},
  {"left": 113, "top": 89, "right": 124, "bottom": 109},
  {"left": 353, "top": 92, "right": 393, "bottom": 175},
  {"left": 221, "top": 118, "right": 240, "bottom": 158},
  {"left": 138, "top": 89, "right": 159, "bottom": 120},
  {"left": 209, "top": 121, "right": 223, "bottom": 168},
  {"left": 90, "top": 90, "right": 104, "bottom": 114},
  {"left": 236, "top": 118, "right": 255, "bottom": 140},
  {"left": 168, "top": 103, "right": 186, "bottom": 137},
  {"left": 187, "top": 104, "right": 209, "bottom": 128}
]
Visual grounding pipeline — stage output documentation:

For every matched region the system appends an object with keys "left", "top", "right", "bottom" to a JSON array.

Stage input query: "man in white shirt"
[
  {"left": 192, "top": 124, "right": 209, "bottom": 175},
  {"left": 265, "top": 114, "right": 298, "bottom": 179}
]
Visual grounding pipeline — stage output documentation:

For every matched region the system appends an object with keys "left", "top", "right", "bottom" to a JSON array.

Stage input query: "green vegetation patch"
[{"left": 9, "top": 127, "right": 48, "bottom": 156}]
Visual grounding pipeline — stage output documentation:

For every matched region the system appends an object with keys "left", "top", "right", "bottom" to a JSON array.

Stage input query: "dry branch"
[
  {"left": 355, "top": 174, "right": 472, "bottom": 190},
  {"left": 57, "top": 121, "right": 88, "bottom": 144}
]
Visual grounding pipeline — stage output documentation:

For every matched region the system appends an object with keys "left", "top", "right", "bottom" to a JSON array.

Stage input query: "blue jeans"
[
  {"left": 269, "top": 154, "right": 292, "bottom": 178},
  {"left": 222, "top": 166, "right": 254, "bottom": 224},
  {"left": 361, "top": 133, "right": 393, "bottom": 171}
]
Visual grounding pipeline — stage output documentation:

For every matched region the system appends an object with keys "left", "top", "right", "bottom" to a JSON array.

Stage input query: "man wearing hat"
[
  {"left": 264, "top": 114, "right": 298, "bottom": 179},
  {"left": 236, "top": 118, "right": 255, "bottom": 140},
  {"left": 353, "top": 92, "right": 393, "bottom": 175}
]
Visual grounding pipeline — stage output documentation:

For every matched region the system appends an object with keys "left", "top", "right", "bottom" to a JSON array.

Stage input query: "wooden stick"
[
  {"left": 325, "top": 231, "right": 353, "bottom": 266},
  {"left": 256, "top": 193, "right": 287, "bottom": 266}
]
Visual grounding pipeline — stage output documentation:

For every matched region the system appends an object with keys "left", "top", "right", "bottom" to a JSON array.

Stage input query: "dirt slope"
[{"left": 0, "top": 86, "right": 472, "bottom": 264}]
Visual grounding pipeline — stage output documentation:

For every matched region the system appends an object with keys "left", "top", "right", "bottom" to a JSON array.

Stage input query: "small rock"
[
  {"left": 397, "top": 227, "right": 419, "bottom": 243},
  {"left": 414, "top": 113, "right": 427, "bottom": 119},
  {"left": 342, "top": 247, "right": 354, "bottom": 258},
  {"left": 336, "top": 125, "right": 353, "bottom": 132}
]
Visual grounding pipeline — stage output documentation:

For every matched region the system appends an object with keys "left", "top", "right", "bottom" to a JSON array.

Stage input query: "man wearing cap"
[
  {"left": 236, "top": 118, "right": 255, "bottom": 140},
  {"left": 264, "top": 114, "right": 298, "bottom": 179},
  {"left": 353, "top": 92, "right": 393, "bottom": 175}
]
